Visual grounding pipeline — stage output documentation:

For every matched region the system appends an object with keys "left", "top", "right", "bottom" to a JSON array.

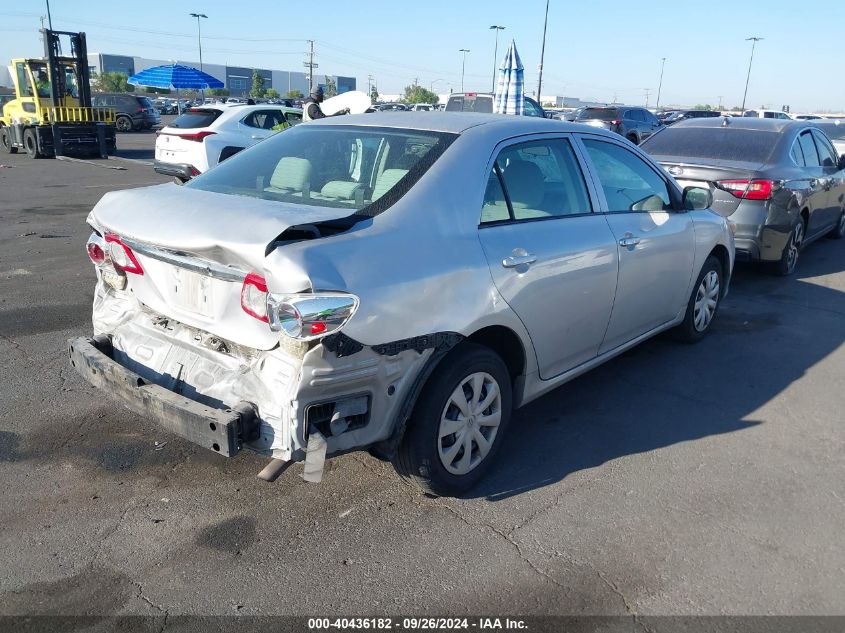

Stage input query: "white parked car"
[
  {"left": 742, "top": 109, "right": 792, "bottom": 120},
  {"left": 154, "top": 105, "right": 303, "bottom": 181}
]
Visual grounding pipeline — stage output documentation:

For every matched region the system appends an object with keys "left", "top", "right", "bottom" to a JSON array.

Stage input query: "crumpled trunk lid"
[{"left": 88, "top": 183, "right": 353, "bottom": 350}]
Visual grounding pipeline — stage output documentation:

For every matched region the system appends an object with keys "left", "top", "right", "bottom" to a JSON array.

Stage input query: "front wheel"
[
  {"left": 392, "top": 343, "right": 513, "bottom": 496},
  {"left": 115, "top": 116, "right": 133, "bottom": 133},
  {"left": 826, "top": 210, "right": 845, "bottom": 240},
  {"left": 673, "top": 255, "right": 723, "bottom": 343}
]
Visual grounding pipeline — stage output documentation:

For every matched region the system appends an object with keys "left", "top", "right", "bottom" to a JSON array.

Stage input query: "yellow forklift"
[{"left": 0, "top": 30, "right": 116, "bottom": 158}]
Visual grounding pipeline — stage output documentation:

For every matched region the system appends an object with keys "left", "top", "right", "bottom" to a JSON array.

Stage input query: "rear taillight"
[
  {"left": 241, "top": 273, "right": 269, "bottom": 322},
  {"left": 717, "top": 179, "right": 775, "bottom": 201},
  {"left": 104, "top": 233, "right": 144, "bottom": 275},
  {"left": 87, "top": 240, "right": 105, "bottom": 265},
  {"left": 611, "top": 119, "right": 621, "bottom": 125},
  {"left": 136, "top": 107, "right": 144, "bottom": 113},
  {"left": 176, "top": 131, "right": 216, "bottom": 142}
]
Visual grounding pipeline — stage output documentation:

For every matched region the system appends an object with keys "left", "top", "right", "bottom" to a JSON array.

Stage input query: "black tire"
[
  {"left": 771, "top": 218, "right": 805, "bottom": 276},
  {"left": 626, "top": 133, "right": 639, "bottom": 145},
  {"left": 115, "top": 116, "right": 133, "bottom": 133},
  {"left": 0, "top": 126, "right": 17, "bottom": 154},
  {"left": 826, "top": 210, "right": 845, "bottom": 240},
  {"left": 392, "top": 342, "right": 513, "bottom": 497},
  {"left": 672, "top": 255, "right": 723, "bottom": 343},
  {"left": 23, "top": 128, "right": 41, "bottom": 159}
]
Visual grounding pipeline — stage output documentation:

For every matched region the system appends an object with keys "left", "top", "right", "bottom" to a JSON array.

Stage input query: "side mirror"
[
  {"left": 838, "top": 154, "right": 845, "bottom": 170},
  {"left": 683, "top": 186, "right": 713, "bottom": 211}
]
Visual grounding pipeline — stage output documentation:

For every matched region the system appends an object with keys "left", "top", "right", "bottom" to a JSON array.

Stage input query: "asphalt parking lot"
[{"left": 1, "top": 128, "right": 844, "bottom": 621}]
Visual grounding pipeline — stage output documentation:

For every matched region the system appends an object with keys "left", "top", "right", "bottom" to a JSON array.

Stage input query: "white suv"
[
  {"left": 154, "top": 104, "right": 303, "bottom": 181},
  {"left": 742, "top": 109, "right": 793, "bottom": 120}
]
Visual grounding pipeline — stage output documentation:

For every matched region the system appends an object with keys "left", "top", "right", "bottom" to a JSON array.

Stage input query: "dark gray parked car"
[
  {"left": 91, "top": 93, "right": 161, "bottom": 132},
  {"left": 662, "top": 110, "right": 722, "bottom": 125},
  {"left": 576, "top": 106, "right": 663, "bottom": 144},
  {"left": 642, "top": 117, "right": 845, "bottom": 275}
]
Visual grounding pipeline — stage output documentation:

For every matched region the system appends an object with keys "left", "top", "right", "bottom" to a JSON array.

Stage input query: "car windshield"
[
  {"left": 641, "top": 127, "right": 780, "bottom": 163},
  {"left": 577, "top": 108, "right": 618, "bottom": 121},
  {"left": 186, "top": 125, "right": 458, "bottom": 215},
  {"left": 168, "top": 109, "right": 224, "bottom": 129}
]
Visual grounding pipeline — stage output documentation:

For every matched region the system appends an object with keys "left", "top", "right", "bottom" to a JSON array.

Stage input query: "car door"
[
  {"left": 577, "top": 135, "right": 696, "bottom": 353},
  {"left": 477, "top": 136, "right": 619, "bottom": 379},
  {"left": 795, "top": 129, "right": 829, "bottom": 237},
  {"left": 640, "top": 109, "right": 662, "bottom": 140},
  {"left": 811, "top": 129, "right": 845, "bottom": 231}
]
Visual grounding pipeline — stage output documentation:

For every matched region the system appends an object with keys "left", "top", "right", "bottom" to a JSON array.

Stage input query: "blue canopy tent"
[
  {"left": 127, "top": 64, "right": 224, "bottom": 113},
  {"left": 493, "top": 41, "right": 524, "bottom": 116}
]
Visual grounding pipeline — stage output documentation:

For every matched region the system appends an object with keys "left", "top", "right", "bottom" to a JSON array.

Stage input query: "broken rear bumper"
[{"left": 67, "top": 335, "right": 259, "bottom": 457}]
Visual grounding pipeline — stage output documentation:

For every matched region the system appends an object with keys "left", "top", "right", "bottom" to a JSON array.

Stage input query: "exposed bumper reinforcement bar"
[{"left": 67, "top": 335, "right": 258, "bottom": 457}]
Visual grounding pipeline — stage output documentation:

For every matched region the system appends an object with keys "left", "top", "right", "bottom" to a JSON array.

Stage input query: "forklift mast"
[{"left": 42, "top": 29, "right": 92, "bottom": 108}]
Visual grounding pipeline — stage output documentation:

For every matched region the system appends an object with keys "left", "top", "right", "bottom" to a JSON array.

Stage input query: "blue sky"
[{"left": 2, "top": 0, "right": 843, "bottom": 111}]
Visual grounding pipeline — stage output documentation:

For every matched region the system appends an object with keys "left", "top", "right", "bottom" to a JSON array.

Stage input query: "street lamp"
[
  {"left": 536, "top": 0, "right": 550, "bottom": 100},
  {"left": 489, "top": 26, "right": 505, "bottom": 92},
  {"left": 655, "top": 57, "right": 666, "bottom": 109},
  {"left": 458, "top": 49, "right": 470, "bottom": 92},
  {"left": 189, "top": 13, "right": 208, "bottom": 71},
  {"left": 741, "top": 37, "right": 763, "bottom": 112}
]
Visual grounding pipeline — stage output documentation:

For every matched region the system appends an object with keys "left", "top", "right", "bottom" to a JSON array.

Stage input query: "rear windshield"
[
  {"left": 136, "top": 96, "right": 154, "bottom": 107},
  {"left": 577, "top": 108, "right": 619, "bottom": 121},
  {"left": 446, "top": 95, "right": 493, "bottom": 113},
  {"left": 168, "top": 109, "right": 223, "bottom": 129},
  {"left": 186, "top": 125, "right": 458, "bottom": 215},
  {"left": 641, "top": 127, "right": 779, "bottom": 163}
]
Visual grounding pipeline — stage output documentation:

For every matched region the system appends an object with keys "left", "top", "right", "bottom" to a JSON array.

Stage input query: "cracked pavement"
[{"left": 1, "top": 129, "right": 844, "bottom": 617}]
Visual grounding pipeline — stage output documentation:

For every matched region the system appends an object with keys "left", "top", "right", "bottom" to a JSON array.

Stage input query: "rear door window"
[
  {"left": 790, "top": 140, "right": 805, "bottom": 166},
  {"left": 481, "top": 139, "right": 592, "bottom": 223},
  {"left": 811, "top": 129, "right": 838, "bottom": 167},
  {"left": 581, "top": 138, "right": 672, "bottom": 212}
]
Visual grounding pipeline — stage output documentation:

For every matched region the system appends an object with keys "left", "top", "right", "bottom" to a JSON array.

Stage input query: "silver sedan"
[{"left": 69, "top": 113, "right": 734, "bottom": 495}]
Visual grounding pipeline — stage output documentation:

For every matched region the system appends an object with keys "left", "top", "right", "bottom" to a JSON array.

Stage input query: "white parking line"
[
  {"left": 82, "top": 182, "right": 164, "bottom": 188},
  {"left": 56, "top": 156, "right": 126, "bottom": 170}
]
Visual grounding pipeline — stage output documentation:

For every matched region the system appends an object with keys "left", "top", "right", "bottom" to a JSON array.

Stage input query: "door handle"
[
  {"left": 618, "top": 236, "right": 641, "bottom": 248},
  {"left": 502, "top": 253, "right": 537, "bottom": 268}
]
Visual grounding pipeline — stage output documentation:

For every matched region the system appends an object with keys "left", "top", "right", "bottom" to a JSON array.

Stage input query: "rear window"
[
  {"left": 641, "top": 127, "right": 779, "bottom": 163},
  {"left": 577, "top": 108, "right": 619, "bottom": 121},
  {"left": 136, "top": 96, "right": 154, "bottom": 107},
  {"left": 446, "top": 95, "right": 493, "bottom": 113},
  {"left": 186, "top": 125, "right": 458, "bottom": 215},
  {"left": 168, "top": 109, "right": 223, "bottom": 129}
]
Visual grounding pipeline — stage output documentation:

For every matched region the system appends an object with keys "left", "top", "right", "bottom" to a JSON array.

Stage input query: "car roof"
[
  {"left": 310, "top": 111, "right": 617, "bottom": 136},
  {"left": 671, "top": 117, "right": 802, "bottom": 133}
]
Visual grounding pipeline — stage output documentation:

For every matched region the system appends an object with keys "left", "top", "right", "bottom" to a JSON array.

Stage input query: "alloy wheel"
[
  {"left": 437, "top": 372, "right": 502, "bottom": 476},
  {"left": 786, "top": 222, "right": 804, "bottom": 274},
  {"left": 693, "top": 270, "right": 720, "bottom": 332}
]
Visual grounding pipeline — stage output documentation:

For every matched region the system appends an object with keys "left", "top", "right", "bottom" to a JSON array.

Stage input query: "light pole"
[
  {"left": 459, "top": 49, "right": 470, "bottom": 92},
  {"left": 741, "top": 37, "right": 763, "bottom": 112},
  {"left": 536, "top": 0, "right": 550, "bottom": 100},
  {"left": 655, "top": 57, "right": 666, "bottom": 109},
  {"left": 489, "top": 26, "right": 505, "bottom": 92},
  {"left": 430, "top": 78, "right": 443, "bottom": 92},
  {"left": 190, "top": 13, "right": 208, "bottom": 104}
]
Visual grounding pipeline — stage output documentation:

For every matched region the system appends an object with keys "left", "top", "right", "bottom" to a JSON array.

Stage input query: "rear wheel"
[
  {"left": 23, "top": 128, "right": 41, "bottom": 159},
  {"left": 826, "top": 210, "right": 845, "bottom": 240},
  {"left": 392, "top": 343, "right": 512, "bottom": 497},
  {"left": 626, "top": 133, "right": 639, "bottom": 145},
  {"left": 673, "top": 255, "right": 723, "bottom": 343},
  {"left": 115, "top": 116, "right": 133, "bottom": 133},
  {"left": 772, "top": 219, "right": 805, "bottom": 276},
  {"left": 0, "top": 126, "right": 17, "bottom": 154}
]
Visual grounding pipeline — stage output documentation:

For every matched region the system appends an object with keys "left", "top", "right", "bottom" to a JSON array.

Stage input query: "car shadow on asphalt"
[
  {"left": 115, "top": 148, "right": 155, "bottom": 161},
  {"left": 469, "top": 238, "right": 845, "bottom": 501}
]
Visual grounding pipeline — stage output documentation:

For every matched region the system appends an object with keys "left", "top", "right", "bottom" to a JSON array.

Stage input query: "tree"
[
  {"left": 370, "top": 87, "right": 379, "bottom": 104},
  {"left": 401, "top": 83, "right": 438, "bottom": 105},
  {"left": 283, "top": 89, "right": 304, "bottom": 99},
  {"left": 265, "top": 88, "right": 280, "bottom": 99},
  {"left": 92, "top": 71, "right": 131, "bottom": 93},
  {"left": 250, "top": 69, "right": 266, "bottom": 98},
  {"left": 210, "top": 88, "right": 229, "bottom": 97},
  {"left": 693, "top": 104, "right": 714, "bottom": 111},
  {"left": 324, "top": 77, "right": 338, "bottom": 98}
]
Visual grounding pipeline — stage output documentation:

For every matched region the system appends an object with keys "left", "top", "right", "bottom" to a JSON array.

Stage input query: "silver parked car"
[
  {"left": 69, "top": 113, "right": 734, "bottom": 495},
  {"left": 642, "top": 117, "right": 845, "bottom": 275}
]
